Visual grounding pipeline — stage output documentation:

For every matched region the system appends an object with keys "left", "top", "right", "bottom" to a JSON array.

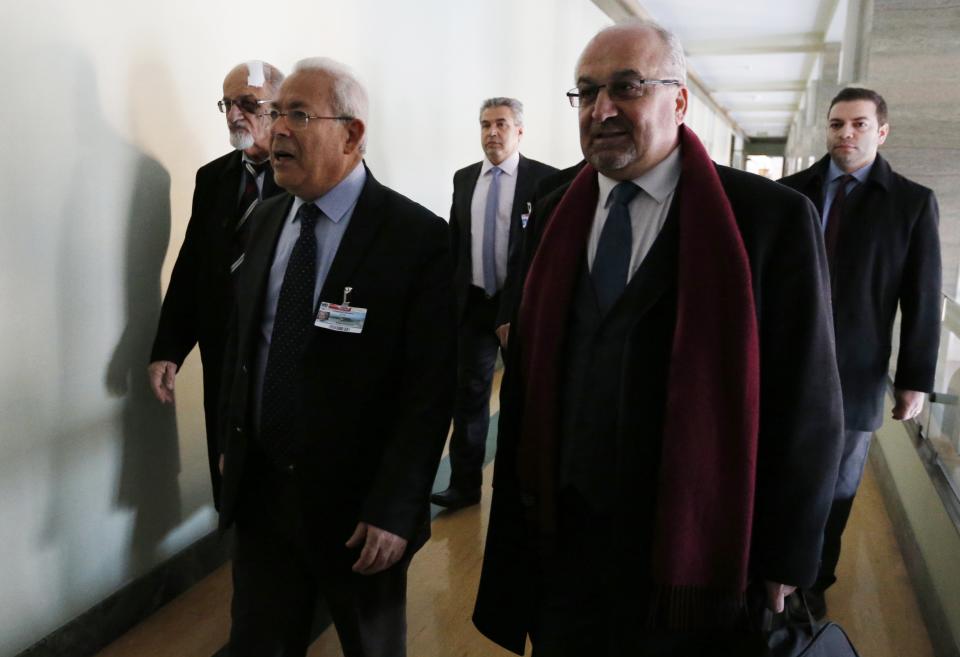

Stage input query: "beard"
[
  {"left": 585, "top": 142, "right": 638, "bottom": 173},
  {"left": 230, "top": 128, "right": 255, "bottom": 151},
  {"left": 582, "top": 119, "right": 639, "bottom": 175}
]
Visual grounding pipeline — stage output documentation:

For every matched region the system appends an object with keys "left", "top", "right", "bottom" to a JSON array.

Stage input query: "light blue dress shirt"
[{"left": 254, "top": 162, "right": 367, "bottom": 431}]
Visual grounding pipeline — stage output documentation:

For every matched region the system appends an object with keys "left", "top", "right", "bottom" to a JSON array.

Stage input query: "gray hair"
[
  {"left": 580, "top": 18, "right": 687, "bottom": 84},
  {"left": 292, "top": 57, "right": 369, "bottom": 152},
  {"left": 479, "top": 97, "right": 524, "bottom": 127}
]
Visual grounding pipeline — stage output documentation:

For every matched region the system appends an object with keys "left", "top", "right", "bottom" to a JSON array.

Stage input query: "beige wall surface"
[{"left": 867, "top": 0, "right": 960, "bottom": 297}]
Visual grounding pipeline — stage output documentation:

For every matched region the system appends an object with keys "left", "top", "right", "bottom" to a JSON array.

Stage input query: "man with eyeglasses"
[
  {"left": 218, "top": 57, "right": 455, "bottom": 657},
  {"left": 779, "top": 87, "right": 941, "bottom": 620},
  {"left": 473, "top": 19, "right": 843, "bottom": 656},
  {"left": 430, "top": 98, "right": 557, "bottom": 512},
  {"left": 148, "top": 60, "right": 284, "bottom": 509}
]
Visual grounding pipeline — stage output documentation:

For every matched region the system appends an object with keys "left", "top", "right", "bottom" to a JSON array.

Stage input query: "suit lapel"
[
  {"left": 610, "top": 194, "right": 680, "bottom": 322},
  {"left": 510, "top": 155, "right": 534, "bottom": 250},
  {"left": 318, "top": 166, "right": 389, "bottom": 305},
  {"left": 216, "top": 151, "right": 244, "bottom": 228},
  {"left": 261, "top": 165, "right": 280, "bottom": 199},
  {"left": 237, "top": 194, "right": 295, "bottom": 349},
  {"left": 459, "top": 162, "right": 482, "bottom": 265}
]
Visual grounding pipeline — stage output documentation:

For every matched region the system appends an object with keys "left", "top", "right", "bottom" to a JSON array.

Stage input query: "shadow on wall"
[
  {"left": 102, "top": 152, "right": 183, "bottom": 573},
  {"left": 38, "top": 46, "right": 183, "bottom": 611}
]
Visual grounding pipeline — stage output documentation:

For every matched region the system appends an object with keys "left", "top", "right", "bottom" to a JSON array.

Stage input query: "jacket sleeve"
[
  {"left": 448, "top": 172, "right": 461, "bottom": 275},
  {"left": 895, "top": 189, "right": 942, "bottom": 392},
  {"left": 360, "top": 217, "right": 457, "bottom": 540},
  {"left": 149, "top": 168, "right": 206, "bottom": 366},
  {"left": 496, "top": 163, "right": 561, "bottom": 329},
  {"left": 750, "top": 193, "right": 845, "bottom": 588}
]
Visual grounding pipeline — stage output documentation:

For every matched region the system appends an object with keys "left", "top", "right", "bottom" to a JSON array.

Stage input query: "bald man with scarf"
[{"left": 473, "top": 20, "right": 844, "bottom": 657}]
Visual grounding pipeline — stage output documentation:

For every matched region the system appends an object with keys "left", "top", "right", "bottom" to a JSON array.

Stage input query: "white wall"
[
  {"left": 0, "top": 2, "right": 614, "bottom": 654},
  {"left": 686, "top": 92, "right": 737, "bottom": 166},
  {"left": 0, "top": 1, "right": 741, "bottom": 653}
]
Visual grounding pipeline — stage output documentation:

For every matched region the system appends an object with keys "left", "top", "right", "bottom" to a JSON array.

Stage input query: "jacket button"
[
  {"left": 234, "top": 425, "right": 242, "bottom": 433},
  {"left": 521, "top": 493, "right": 536, "bottom": 508},
  {"left": 241, "top": 363, "right": 248, "bottom": 373}
]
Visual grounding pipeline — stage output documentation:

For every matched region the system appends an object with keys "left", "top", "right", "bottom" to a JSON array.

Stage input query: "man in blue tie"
[
  {"left": 474, "top": 20, "right": 844, "bottom": 656},
  {"left": 780, "top": 87, "right": 941, "bottom": 619},
  {"left": 432, "top": 98, "right": 557, "bottom": 510}
]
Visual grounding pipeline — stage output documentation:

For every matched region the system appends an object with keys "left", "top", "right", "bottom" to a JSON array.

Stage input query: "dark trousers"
[
  {"left": 229, "top": 465, "right": 408, "bottom": 657},
  {"left": 531, "top": 489, "right": 765, "bottom": 657},
  {"left": 449, "top": 287, "right": 501, "bottom": 492},
  {"left": 816, "top": 428, "right": 873, "bottom": 590}
]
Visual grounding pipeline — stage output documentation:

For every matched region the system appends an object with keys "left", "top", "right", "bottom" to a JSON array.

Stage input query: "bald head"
[
  {"left": 578, "top": 19, "right": 687, "bottom": 84},
  {"left": 221, "top": 60, "right": 284, "bottom": 161},
  {"left": 575, "top": 20, "right": 688, "bottom": 179}
]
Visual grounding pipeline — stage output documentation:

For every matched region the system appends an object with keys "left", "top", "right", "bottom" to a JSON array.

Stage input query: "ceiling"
[{"left": 595, "top": 0, "right": 850, "bottom": 139}]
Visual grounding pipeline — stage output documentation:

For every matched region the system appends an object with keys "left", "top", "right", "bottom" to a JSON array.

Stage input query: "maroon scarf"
[{"left": 516, "top": 125, "right": 760, "bottom": 624}]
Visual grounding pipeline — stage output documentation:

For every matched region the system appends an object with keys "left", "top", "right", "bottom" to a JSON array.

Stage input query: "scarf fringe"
[{"left": 646, "top": 583, "right": 747, "bottom": 631}]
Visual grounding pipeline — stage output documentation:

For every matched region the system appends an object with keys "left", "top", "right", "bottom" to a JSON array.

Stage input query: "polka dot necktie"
[{"left": 259, "top": 203, "right": 320, "bottom": 463}]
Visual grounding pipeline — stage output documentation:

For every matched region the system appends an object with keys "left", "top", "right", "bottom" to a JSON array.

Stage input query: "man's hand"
[
  {"left": 765, "top": 581, "right": 797, "bottom": 613},
  {"left": 148, "top": 361, "right": 178, "bottom": 404},
  {"left": 892, "top": 388, "right": 925, "bottom": 421},
  {"left": 346, "top": 522, "right": 408, "bottom": 575},
  {"left": 495, "top": 323, "right": 510, "bottom": 349}
]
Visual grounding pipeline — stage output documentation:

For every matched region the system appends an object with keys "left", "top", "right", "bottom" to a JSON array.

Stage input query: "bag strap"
[{"left": 797, "top": 590, "right": 822, "bottom": 631}]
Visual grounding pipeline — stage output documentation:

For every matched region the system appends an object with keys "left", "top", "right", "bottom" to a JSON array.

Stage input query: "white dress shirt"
[{"left": 587, "top": 146, "right": 682, "bottom": 280}]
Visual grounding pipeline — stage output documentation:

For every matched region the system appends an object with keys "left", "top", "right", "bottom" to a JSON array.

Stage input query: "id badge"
[{"left": 315, "top": 302, "right": 367, "bottom": 334}]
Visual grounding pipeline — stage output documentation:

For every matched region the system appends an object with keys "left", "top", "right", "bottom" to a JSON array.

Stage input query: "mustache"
[
  {"left": 229, "top": 120, "right": 250, "bottom": 132},
  {"left": 588, "top": 117, "right": 630, "bottom": 137},
  {"left": 271, "top": 136, "right": 294, "bottom": 152}
]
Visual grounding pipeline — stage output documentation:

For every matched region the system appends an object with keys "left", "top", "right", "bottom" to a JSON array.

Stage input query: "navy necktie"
[
  {"left": 592, "top": 181, "right": 640, "bottom": 314},
  {"left": 482, "top": 166, "right": 503, "bottom": 295},
  {"left": 259, "top": 203, "right": 320, "bottom": 463}
]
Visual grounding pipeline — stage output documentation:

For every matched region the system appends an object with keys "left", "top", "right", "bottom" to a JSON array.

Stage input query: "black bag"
[{"left": 764, "top": 593, "right": 860, "bottom": 657}]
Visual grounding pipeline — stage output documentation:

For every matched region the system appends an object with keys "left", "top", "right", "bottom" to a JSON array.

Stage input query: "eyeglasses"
[
  {"left": 218, "top": 96, "right": 271, "bottom": 114},
  {"left": 567, "top": 78, "right": 681, "bottom": 108},
  {"left": 263, "top": 109, "right": 354, "bottom": 130}
]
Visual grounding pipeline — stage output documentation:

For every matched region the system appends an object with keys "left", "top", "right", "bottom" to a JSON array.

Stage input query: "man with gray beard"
[{"left": 149, "top": 60, "right": 284, "bottom": 509}]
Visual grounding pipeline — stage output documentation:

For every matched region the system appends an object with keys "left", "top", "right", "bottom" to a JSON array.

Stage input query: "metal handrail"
[{"left": 900, "top": 292, "right": 960, "bottom": 535}]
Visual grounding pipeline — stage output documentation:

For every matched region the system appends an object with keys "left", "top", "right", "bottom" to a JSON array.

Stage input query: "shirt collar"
[
  {"left": 598, "top": 145, "right": 682, "bottom": 207},
  {"left": 827, "top": 158, "right": 873, "bottom": 186},
  {"left": 241, "top": 152, "right": 269, "bottom": 168},
  {"left": 481, "top": 150, "right": 520, "bottom": 177},
  {"left": 291, "top": 162, "right": 367, "bottom": 224}
]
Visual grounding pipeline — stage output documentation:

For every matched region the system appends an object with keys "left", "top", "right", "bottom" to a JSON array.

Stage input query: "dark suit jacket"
[
  {"left": 150, "top": 150, "right": 281, "bottom": 507},
  {"left": 780, "top": 153, "right": 941, "bottom": 431},
  {"left": 449, "top": 154, "right": 557, "bottom": 326},
  {"left": 473, "top": 164, "right": 844, "bottom": 654},
  {"left": 218, "top": 166, "right": 456, "bottom": 553}
]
